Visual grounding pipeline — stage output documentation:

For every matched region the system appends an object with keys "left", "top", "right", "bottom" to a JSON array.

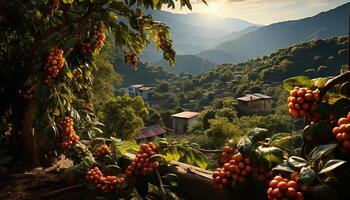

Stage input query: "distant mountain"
[
  {"left": 154, "top": 55, "right": 216, "bottom": 74},
  {"left": 116, "top": 59, "right": 175, "bottom": 87},
  {"left": 199, "top": 2, "right": 350, "bottom": 64},
  {"left": 196, "top": 50, "right": 244, "bottom": 64},
  {"left": 140, "top": 10, "right": 257, "bottom": 62},
  {"left": 214, "top": 25, "right": 262, "bottom": 44}
]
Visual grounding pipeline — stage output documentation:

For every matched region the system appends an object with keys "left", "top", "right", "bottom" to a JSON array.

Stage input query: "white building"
[
  {"left": 171, "top": 111, "right": 200, "bottom": 133},
  {"left": 122, "top": 84, "right": 153, "bottom": 100}
]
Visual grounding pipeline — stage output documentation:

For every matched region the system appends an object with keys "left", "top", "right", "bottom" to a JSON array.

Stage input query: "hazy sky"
[{"left": 164, "top": 0, "right": 349, "bottom": 25}]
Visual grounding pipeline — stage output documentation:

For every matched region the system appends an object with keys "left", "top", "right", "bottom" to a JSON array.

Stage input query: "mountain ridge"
[{"left": 198, "top": 2, "right": 350, "bottom": 64}]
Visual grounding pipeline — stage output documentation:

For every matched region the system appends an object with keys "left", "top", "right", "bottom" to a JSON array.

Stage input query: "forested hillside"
[
  {"left": 199, "top": 2, "right": 349, "bottom": 63},
  {"left": 120, "top": 37, "right": 348, "bottom": 110}
]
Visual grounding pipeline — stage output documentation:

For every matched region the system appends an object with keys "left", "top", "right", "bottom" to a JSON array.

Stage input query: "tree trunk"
[
  {"left": 21, "top": 101, "right": 39, "bottom": 168},
  {"left": 10, "top": 96, "right": 39, "bottom": 171}
]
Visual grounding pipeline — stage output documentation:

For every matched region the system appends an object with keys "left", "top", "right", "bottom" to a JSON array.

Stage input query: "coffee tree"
[
  {"left": 0, "top": 0, "right": 208, "bottom": 166},
  {"left": 213, "top": 71, "right": 350, "bottom": 199}
]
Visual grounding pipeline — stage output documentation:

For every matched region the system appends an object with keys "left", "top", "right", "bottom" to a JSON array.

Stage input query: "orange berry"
[
  {"left": 297, "top": 97, "right": 304, "bottom": 104},
  {"left": 286, "top": 187, "right": 297, "bottom": 198},
  {"left": 272, "top": 188, "right": 283, "bottom": 198},
  {"left": 336, "top": 133, "right": 344, "bottom": 141},
  {"left": 269, "top": 180, "right": 279, "bottom": 188},
  {"left": 338, "top": 117, "right": 350, "bottom": 125},
  {"left": 290, "top": 90, "right": 298, "bottom": 97},
  {"left": 297, "top": 90, "right": 305, "bottom": 97},
  {"left": 274, "top": 176, "right": 284, "bottom": 182},
  {"left": 304, "top": 93, "right": 313, "bottom": 101},
  {"left": 277, "top": 181, "right": 288, "bottom": 191},
  {"left": 287, "top": 180, "right": 297, "bottom": 188},
  {"left": 332, "top": 127, "right": 340, "bottom": 135}
]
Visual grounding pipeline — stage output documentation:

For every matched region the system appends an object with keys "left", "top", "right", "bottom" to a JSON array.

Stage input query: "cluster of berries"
[
  {"left": 213, "top": 152, "right": 252, "bottom": 191},
  {"left": 125, "top": 142, "right": 159, "bottom": 177},
  {"left": 23, "top": 86, "right": 35, "bottom": 100},
  {"left": 58, "top": 117, "right": 79, "bottom": 150},
  {"left": 155, "top": 32, "right": 176, "bottom": 60},
  {"left": 86, "top": 167, "right": 125, "bottom": 191},
  {"left": 125, "top": 53, "right": 138, "bottom": 71},
  {"left": 95, "top": 144, "right": 112, "bottom": 157},
  {"left": 288, "top": 87, "right": 321, "bottom": 121},
  {"left": 80, "top": 22, "right": 106, "bottom": 53},
  {"left": 332, "top": 112, "right": 350, "bottom": 151},
  {"left": 156, "top": 33, "right": 169, "bottom": 51},
  {"left": 220, "top": 146, "right": 234, "bottom": 164},
  {"left": 91, "top": 22, "right": 106, "bottom": 50},
  {"left": 267, "top": 175, "right": 304, "bottom": 200},
  {"left": 44, "top": 48, "right": 65, "bottom": 84}
]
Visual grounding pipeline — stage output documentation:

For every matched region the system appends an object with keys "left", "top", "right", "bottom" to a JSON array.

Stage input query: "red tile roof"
[
  {"left": 137, "top": 125, "right": 166, "bottom": 139},
  {"left": 171, "top": 111, "right": 200, "bottom": 119}
]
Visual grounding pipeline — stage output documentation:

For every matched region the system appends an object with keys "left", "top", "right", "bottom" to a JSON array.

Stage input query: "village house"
[
  {"left": 171, "top": 111, "right": 200, "bottom": 133},
  {"left": 122, "top": 84, "right": 153, "bottom": 100},
  {"left": 136, "top": 125, "right": 166, "bottom": 143},
  {"left": 236, "top": 93, "right": 272, "bottom": 114}
]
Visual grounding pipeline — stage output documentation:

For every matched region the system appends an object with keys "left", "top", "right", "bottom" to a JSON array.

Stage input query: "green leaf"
[
  {"left": 257, "top": 146, "right": 284, "bottom": 168},
  {"left": 170, "top": 148, "right": 180, "bottom": 161},
  {"left": 287, "top": 156, "right": 308, "bottom": 168},
  {"left": 162, "top": 173, "right": 179, "bottom": 187},
  {"left": 237, "top": 137, "right": 253, "bottom": 154},
  {"left": 193, "top": 151, "right": 208, "bottom": 169},
  {"left": 81, "top": 156, "right": 97, "bottom": 168},
  {"left": 319, "top": 159, "right": 346, "bottom": 174},
  {"left": 102, "top": 165, "right": 121, "bottom": 176},
  {"left": 149, "top": 154, "right": 164, "bottom": 162},
  {"left": 303, "top": 120, "right": 332, "bottom": 146},
  {"left": 300, "top": 167, "right": 316, "bottom": 185},
  {"left": 66, "top": 70, "right": 73, "bottom": 79},
  {"left": 273, "top": 162, "right": 295, "bottom": 173},
  {"left": 340, "top": 81, "right": 350, "bottom": 97},
  {"left": 283, "top": 76, "right": 312, "bottom": 91},
  {"left": 269, "top": 133, "right": 303, "bottom": 153},
  {"left": 311, "top": 77, "right": 331, "bottom": 88},
  {"left": 247, "top": 128, "right": 268, "bottom": 143},
  {"left": 308, "top": 144, "right": 338, "bottom": 161}
]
